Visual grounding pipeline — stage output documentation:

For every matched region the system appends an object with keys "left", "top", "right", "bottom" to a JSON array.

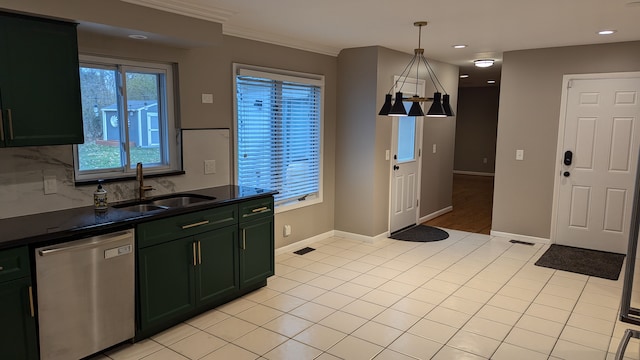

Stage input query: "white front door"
[
  {"left": 390, "top": 115, "right": 422, "bottom": 233},
  {"left": 555, "top": 76, "right": 640, "bottom": 254}
]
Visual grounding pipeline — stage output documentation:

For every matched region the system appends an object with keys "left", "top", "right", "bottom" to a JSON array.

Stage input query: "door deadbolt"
[
  {"left": 393, "top": 165, "right": 400, "bottom": 170},
  {"left": 563, "top": 171, "right": 570, "bottom": 177},
  {"left": 564, "top": 150, "right": 573, "bottom": 166}
]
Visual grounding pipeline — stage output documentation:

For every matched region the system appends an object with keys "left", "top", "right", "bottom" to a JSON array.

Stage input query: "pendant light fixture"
[{"left": 379, "top": 21, "right": 454, "bottom": 117}]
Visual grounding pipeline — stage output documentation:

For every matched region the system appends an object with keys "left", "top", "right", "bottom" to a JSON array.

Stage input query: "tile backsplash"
[{"left": 0, "top": 129, "right": 231, "bottom": 219}]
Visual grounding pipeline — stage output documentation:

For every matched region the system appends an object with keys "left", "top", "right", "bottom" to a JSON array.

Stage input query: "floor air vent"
[{"left": 293, "top": 247, "right": 316, "bottom": 255}]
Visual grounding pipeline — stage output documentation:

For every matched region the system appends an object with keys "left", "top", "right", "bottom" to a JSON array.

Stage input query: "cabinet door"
[
  {"left": 0, "top": 13, "right": 83, "bottom": 146},
  {"left": 239, "top": 217, "right": 274, "bottom": 289},
  {"left": 195, "top": 226, "right": 239, "bottom": 306},
  {"left": 138, "top": 237, "right": 196, "bottom": 330},
  {"left": 0, "top": 277, "right": 38, "bottom": 360}
]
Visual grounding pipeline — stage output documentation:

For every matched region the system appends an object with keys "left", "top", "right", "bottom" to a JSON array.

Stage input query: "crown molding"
[
  {"left": 120, "top": 0, "right": 235, "bottom": 23},
  {"left": 223, "top": 24, "right": 341, "bottom": 57}
]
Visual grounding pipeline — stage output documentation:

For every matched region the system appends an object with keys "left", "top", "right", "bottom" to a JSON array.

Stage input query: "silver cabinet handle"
[
  {"left": 28, "top": 286, "right": 35, "bottom": 318},
  {"left": 242, "top": 229, "right": 246, "bottom": 250},
  {"left": 251, "top": 207, "right": 269, "bottom": 213},
  {"left": 7, "top": 109, "right": 13, "bottom": 140},
  {"left": 0, "top": 109, "right": 4, "bottom": 142},
  {"left": 192, "top": 242, "right": 197, "bottom": 266},
  {"left": 198, "top": 241, "right": 202, "bottom": 265},
  {"left": 181, "top": 220, "right": 209, "bottom": 230}
]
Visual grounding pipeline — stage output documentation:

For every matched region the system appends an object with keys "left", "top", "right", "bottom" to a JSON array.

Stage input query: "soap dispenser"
[{"left": 94, "top": 181, "right": 108, "bottom": 211}]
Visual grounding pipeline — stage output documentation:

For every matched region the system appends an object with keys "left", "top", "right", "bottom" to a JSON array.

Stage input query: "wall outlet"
[
  {"left": 283, "top": 224, "right": 292, "bottom": 237},
  {"left": 385, "top": 150, "right": 390, "bottom": 161},
  {"left": 516, "top": 149, "right": 524, "bottom": 161},
  {"left": 483, "top": 157, "right": 488, "bottom": 164},
  {"left": 432, "top": 144, "right": 437, "bottom": 154},
  {"left": 204, "top": 160, "right": 216, "bottom": 174},
  {"left": 43, "top": 175, "right": 57, "bottom": 195}
]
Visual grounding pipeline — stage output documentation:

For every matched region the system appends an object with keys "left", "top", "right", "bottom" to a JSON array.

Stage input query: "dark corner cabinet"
[
  {"left": 0, "top": 246, "right": 38, "bottom": 360},
  {"left": 136, "top": 197, "right": 274, "bottom": 338},
  {"left": 0, "top": 11, "right": 83, "bottom": 147}
]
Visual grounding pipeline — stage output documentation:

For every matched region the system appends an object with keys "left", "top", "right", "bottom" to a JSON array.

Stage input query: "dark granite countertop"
[{"left": 0, "top": 185, "right": 276, "bottom": 250}]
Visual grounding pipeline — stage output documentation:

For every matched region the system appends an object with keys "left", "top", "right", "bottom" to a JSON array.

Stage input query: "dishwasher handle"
[{"left": 38, "top": 230, "right": 133, "bottom": 257}]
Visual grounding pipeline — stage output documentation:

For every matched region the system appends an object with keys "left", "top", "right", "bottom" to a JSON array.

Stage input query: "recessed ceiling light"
[
  {"left": 459, "top": 74, "right": 470, "bottom": 78},
  {"left": 128, "top": 34, "right": 148, "bottom": 40},
  {"left": 474, "top": 59, "right": 494, "bottom": 68},
  {"left": 453, "top": 45, "right": 467, "bottom": 49},
  {"left": 598, "top": 30, "right": 617, "bottom": 35},
  {"left": 487, "top": 80, "right": 496, "bottom": 84}
]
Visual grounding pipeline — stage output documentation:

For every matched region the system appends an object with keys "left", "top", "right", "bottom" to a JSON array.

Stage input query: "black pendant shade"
[
  {"left": 408, "top": 97, "right": 425, "bottom": 117},
  {"left": 442, "top": 94, "right": 455, "bottom": 116},
  {"left": 426, "top": 92, "right": 446, "bottom": 117},
  {"left": 389, "top": 92, "right": 407, "bottom": 116},
  {"left": 379, "top": 94, "right": 392, "bottom": 115}
]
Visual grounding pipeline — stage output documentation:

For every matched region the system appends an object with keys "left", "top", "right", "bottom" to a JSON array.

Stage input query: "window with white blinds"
[{"left": 234, "top": 66, "right": 323, "bottom": 210}]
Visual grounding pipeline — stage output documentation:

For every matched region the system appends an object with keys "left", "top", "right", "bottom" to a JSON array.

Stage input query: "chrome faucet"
[{"left": 136, "top": 162, "right": 153, "bottom": 200}]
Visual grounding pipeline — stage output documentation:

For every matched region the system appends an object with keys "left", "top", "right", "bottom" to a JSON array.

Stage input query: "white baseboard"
[
  {"left": 333, "top": 230, "right": 388, "bottom": 244},
  {"left": 490, "top": 230, "right": 550, "bottom": 245},
  {"left": 453, "top": 170, "right": 495, "bottom": 177},
  {"left": 275, "top": 230, "right": 335, "bottom": 256},
  {"left": 419, "top": 206, "right": 453, "bottom": 223}
]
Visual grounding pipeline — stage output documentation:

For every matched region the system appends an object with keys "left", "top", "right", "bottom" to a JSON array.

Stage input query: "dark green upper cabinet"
[{"left": 0, "top": 12, "right": 83, "bottom": 147}]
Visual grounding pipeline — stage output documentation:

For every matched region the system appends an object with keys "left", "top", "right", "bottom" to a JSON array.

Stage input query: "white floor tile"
[
  {"left": 567, "top": 312, "right": 615, "bottom": 336},
  {"left": 319, "top": 310, "right": 368, "bottom": 334},
  {"left": 504, "top": 327, "right": 556, "bottom": 355},
  {"left": 372, "top": 348, "right": 417, "bottom": 360},
  {"left": 263, "top": 339, "right": 323, "bottom": 360},
  {"left": 260, "top": 293, "right": 307, "bottom": 313},
  {"left": 560, "top": 325, "right": 612, "bottom": 352},
  {"left": 235, "top": 304, "right": 284, "bottom": 326},
  {"left": 266, "top": 276, "right": 300, "bottom": 293},
  {"left": 446, "top": 330, "right": 501, "bottom": 358},
  {"left": 232, "top": 327, "right": 288, "bottom": 356},
  {"left": 431, "top": 345, "right": 488, "bottom": 360},
  {"left": 105, "top": 339, "right": 164, "bottom": 360},
  {"left": 169, "top": 331, "right": 227, "bottom": 360},
  {"left": 491, "top": 342, "right": 548, "bottom": 360},
  {"left": 204, "top": 317, "right": 258, "bottom": 342},
  {"left": 360, "top": 289, "right": 403, "bottom": 307},
  {"left": 551, "top": 339, "right": 608, "bottom": 360},
  {"left": 388, "top": 332, "right": 443, "bottom": 359},
  {"left": 151, "top": 324, "right": 199, "bottom": 346},
  {"left": 293, "top": 324, "right": 347, "bottom": 351},
  {"left": 440, "top": 296, "right": 485, "bottom": 315},
  {"left": 390, "top": 297, "right": 435, "bottom": 317},
  {"left": 341, "top": 299, "right": 386, "bottom": 319},
  {"left": 515, "top": 314, "right": 564, "bottom": 338},
  {"left": 462, "top": 316, "right": 512, "bottom": 341},
  {"left": 262, "top": 313, "right": 314, "bottom": 338},
  {"left": 200, "top": 343, "right": 259, "bottom": 360},
  {"left": 352, "top": 321, "right": 403, "bottom": 347},
  {"left": 327, "top": 335, "right": 384, "bottom": 360},
  {"left": 372, "top": 308, "right": 421, "bottom": 331},
  {"left": 425, "top": 306, "right": 473, "bottom": 328},
  {"left": 289, "top": 301, "right": 335, "bottom": 322},
  {"left": 408, "top": 318, "right": 458, "bottom": 344},
  {"left": 140, "top": 348, "right": 189, "bottom": 360}
]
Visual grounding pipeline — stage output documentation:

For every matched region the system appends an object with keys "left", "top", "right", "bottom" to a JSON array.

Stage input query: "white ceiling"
[{"left": 122, "top": 0, "right": 640, "bottom": 87}]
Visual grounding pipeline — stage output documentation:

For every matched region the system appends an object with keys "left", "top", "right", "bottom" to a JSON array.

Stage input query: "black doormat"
[
  {"left": 293, "top": 247, "right": 315, "bottom": 255},
  {"left": 534, "top": 244, "right": 625, "bottom": 280},
  {"left": 390, "top": 225, "right": 449, "bottom": 242}
]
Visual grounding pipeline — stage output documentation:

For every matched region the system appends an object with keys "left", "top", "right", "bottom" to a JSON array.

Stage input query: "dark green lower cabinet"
[
  {"left": 0, "top": 277, "right": 38, "bottom": 360},
  {"left": 239, "top": 217, "right": 274, "bottom": 289},
  {"left": 137, "top": 226, "right": 239, "bottom": 336},
  {"left": 195, "top": 226, "right": 239, "bottom": 305},
  {"left": 138, "top": 236, "right": 196, "bottom": 330}
]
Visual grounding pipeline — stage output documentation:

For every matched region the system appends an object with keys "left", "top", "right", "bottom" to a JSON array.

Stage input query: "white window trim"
[
  {"left": 74, "top": 54, "right": 180, "bottom": 182},
  {"left": 232, "top": 63, "right": 324, "bottom": 214}
]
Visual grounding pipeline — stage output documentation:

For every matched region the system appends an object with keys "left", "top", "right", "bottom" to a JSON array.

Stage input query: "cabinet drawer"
[
  {"left": 239, "top": 197, "right": 274, "bottom": 223},
  {"left": 0, "top": 246, "right": 30, "bottom": 283},
  {"left": 138, "top": 205, "right": 238, "bottom": 248}
]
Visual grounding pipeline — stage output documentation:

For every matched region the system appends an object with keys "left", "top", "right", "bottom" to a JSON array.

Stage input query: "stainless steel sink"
[
  {"left": 112, "top": 193, "right": 215, "bottom": 212},
  {"left": 113, "top": 203, "right": 169, "bottom": 213},
  {"left": 149, "top": 194, "right": 215, "bottom": 208}
]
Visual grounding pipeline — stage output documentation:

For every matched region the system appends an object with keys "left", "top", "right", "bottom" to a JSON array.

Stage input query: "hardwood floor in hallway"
[{"left": 424, "top": 173, "right": 494, "bottom": 234}]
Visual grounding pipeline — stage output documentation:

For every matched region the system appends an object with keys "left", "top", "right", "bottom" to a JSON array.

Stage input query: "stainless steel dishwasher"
[{"left": 35, "top": 229, "right": 135, "bottom": 360}]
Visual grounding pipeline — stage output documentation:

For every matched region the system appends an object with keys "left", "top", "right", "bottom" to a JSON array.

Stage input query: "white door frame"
[
  {"left": 388, "top": 77, "right": 425, "bottom": 235},
  {"left": 550, "top": 71, "right": 640, "bottom": 244}
]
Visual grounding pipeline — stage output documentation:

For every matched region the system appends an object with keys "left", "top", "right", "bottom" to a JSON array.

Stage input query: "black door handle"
[
  {"left": 563, "top": 171, "right": 570, "bottom": 177},
  {"left": 393, "top": 165, "right": 399, "bottom": 170}
]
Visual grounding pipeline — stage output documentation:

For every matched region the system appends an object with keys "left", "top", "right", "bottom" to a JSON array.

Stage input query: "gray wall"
[
  {"left": 454, "top": 87, "right": 499, "bottom": 174},
  {"left": 0, "top": 1, "right": 337, "bottom": 249},
  {"left": 493, "top": 41, "right": 640, "bottom": 239},
  {"left": 335, "top": 46, "right": 459, "bottom": 237}
]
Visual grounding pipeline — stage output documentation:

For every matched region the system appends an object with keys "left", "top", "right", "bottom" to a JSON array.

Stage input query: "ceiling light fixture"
[
  {"left": 128, "top": 34, "right": 148, "bottom": 40},
  {"left": 379, "top": 21, "right": 454, "bottom": 117},
  {"left": 453, "top": 44, "right": 467, "bottom": 49},
  {"left": 474, "top": 59, "right": 494, "bottom": 68},
  {"left": 598, "top": 29, "right": 617, "bottom": 35},
  {"left": 459, "top": 74, "right": 470, "bottom": 79},
  {"left": 487, "top": 80, "right": 496, "bottom": 84}
]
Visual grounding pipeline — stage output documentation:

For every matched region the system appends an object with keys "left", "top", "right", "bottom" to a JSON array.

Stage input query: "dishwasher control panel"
[{"left": 105, "top": 244, "right": 132, "bottom": 259}]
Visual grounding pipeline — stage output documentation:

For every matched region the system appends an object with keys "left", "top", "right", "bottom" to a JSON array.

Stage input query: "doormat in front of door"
[
  {"left": 390, "top": 225, "right": 449, "bottom": 242},
  {"left": 534, "top": 244, "right": 625, "bottom": 280}
]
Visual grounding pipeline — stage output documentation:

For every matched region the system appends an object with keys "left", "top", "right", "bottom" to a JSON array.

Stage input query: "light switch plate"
[
  {"left": 43, "top": 175, "right": 57, "bottom": 194},
  {"left": 201, "top": 93, "right": 213, "bottom": 104},
  {"left": 516, "top": 149, "right": 524, "bottom": 161}
]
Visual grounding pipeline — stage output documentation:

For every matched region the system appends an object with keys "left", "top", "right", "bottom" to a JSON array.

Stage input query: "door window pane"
[{"left": 397, "top": 116, "right": 416, "bottom": 162}]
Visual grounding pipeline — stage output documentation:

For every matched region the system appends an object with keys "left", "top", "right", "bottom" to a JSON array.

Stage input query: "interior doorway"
[{"left": 425, "top": 174, "right": 493, "bottom": 234}]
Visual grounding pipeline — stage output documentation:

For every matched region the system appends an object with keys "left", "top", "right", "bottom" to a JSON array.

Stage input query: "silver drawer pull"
[
  {"left": 251, "top": 207, "right": 269, "bottom": 213},
  {"left": 182, "top": 220, "right": 210, "bottom": 229},
  {"left": 0, "top": 266, "right": 3, "bottom": 271}
]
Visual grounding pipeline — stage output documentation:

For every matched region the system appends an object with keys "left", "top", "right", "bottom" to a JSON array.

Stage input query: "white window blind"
[{"left": 236, "top": 68, "right": 322, "bottom": 207}]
